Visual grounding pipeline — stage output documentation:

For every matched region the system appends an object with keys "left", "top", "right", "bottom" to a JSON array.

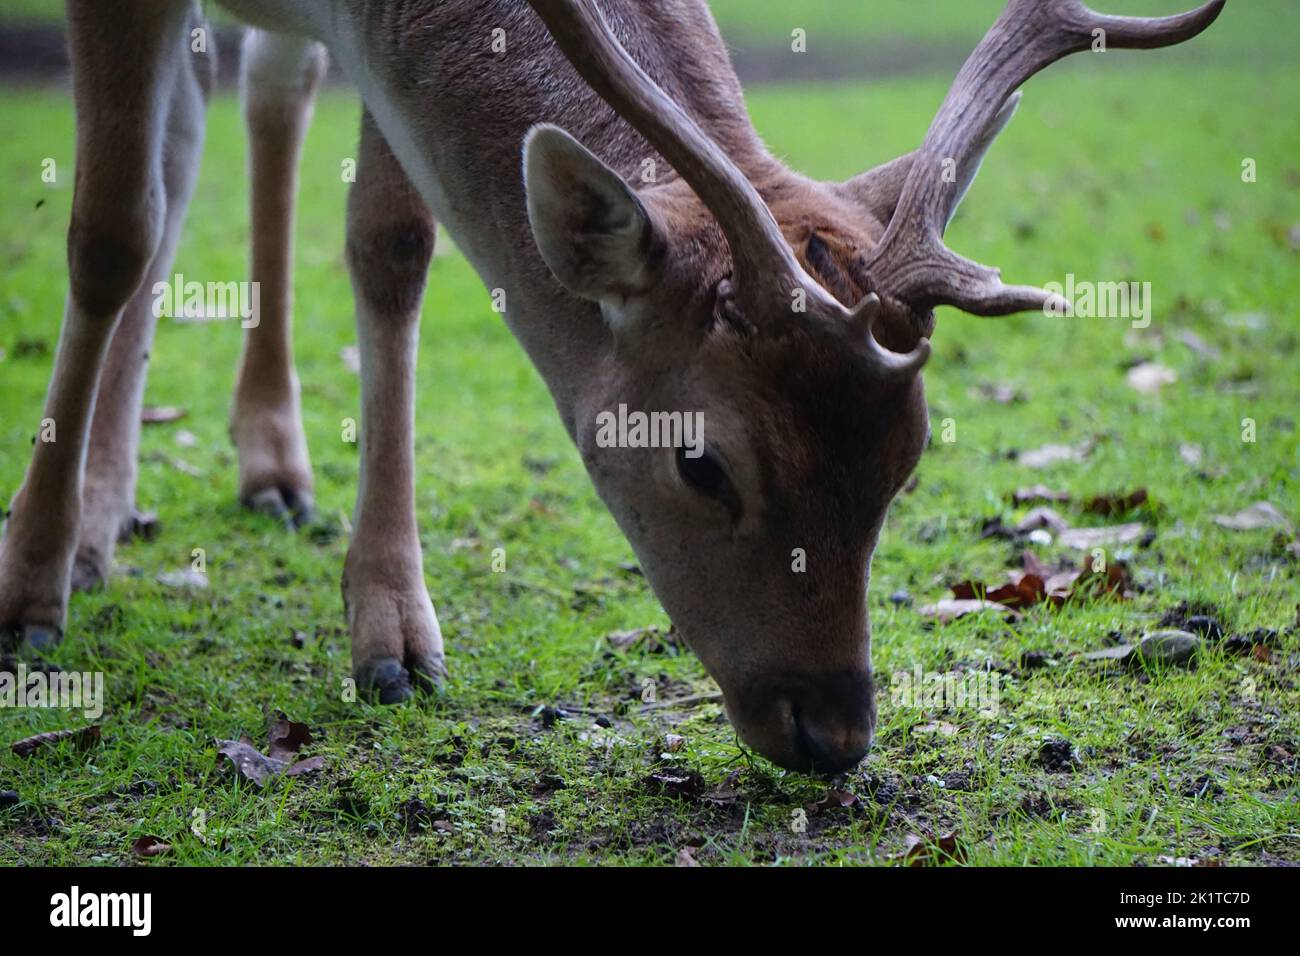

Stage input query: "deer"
[{"left": 0, "top": 0, "right": 1225, "bottom": 774}]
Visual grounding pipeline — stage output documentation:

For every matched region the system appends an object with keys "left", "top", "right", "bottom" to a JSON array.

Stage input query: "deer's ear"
[{"left": 524, "top": 124, "right": 662, "bottom": 306}]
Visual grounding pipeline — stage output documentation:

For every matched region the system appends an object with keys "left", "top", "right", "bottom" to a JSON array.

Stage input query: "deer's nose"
[
  {"left": 790, "top": 703, "right": 873, "bottom": 775},
  {"left": 765, "top": 669, "right": 875, "bottom": 774}
]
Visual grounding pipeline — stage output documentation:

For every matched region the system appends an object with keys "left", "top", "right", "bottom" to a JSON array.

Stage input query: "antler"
[
  {"left": 527, "top": 0, "right": 927, "bottom": 381},
  {"left": 863, "top": 0, "right": 1227, "bottom": 318},
  {"left": 526, "top": 0, "right": 826, "bottom": 314}
]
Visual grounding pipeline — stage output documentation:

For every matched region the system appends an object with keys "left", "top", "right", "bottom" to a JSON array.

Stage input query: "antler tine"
[
  {"left": 526, "top": 0, "right": 820, "bottom": 313},
  {"left": 852, "top": 294, "right": 932, "bottom": 382},
  {"left": 863, "top": 0, "right": 1226, "bottom": 317}
]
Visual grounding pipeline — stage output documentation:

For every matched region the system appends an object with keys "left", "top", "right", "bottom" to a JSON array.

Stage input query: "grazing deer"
[{"left": 0, "top": 0, "right": 1224, "bottom": 772}]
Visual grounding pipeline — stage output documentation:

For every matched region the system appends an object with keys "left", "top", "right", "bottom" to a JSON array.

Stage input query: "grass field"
[{"left": 1, "top": 5, "right": 1298, "bottom": 866}]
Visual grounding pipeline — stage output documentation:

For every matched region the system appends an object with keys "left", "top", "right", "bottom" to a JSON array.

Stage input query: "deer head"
[{"left": 521, "top": 0, "right": 1225, "bottom": 772}]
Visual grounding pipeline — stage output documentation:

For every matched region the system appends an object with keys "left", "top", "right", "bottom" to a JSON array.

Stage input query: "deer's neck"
[{"left": 318, "top": 0, "right": 768, "bottom": 433}]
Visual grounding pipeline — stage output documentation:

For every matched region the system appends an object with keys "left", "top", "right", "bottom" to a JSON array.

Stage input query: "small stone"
[
  {"left": 1084, "top": 644, "right": 1137, "bottom": 663},
  {"left": 1137, "top": 630, "right": 1201, "bottom": 666},
  {"left": 0, "top": 790, "right": 19, "bottom": 808}
]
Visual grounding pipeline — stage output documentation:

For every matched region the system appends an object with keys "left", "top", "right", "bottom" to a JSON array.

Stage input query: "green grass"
[{"left": 1, "top": 51, "right": 1298, "bottom": 864}]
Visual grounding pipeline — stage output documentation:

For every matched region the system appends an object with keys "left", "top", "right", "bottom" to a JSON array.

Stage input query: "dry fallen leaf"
[
  {"left": 948, "top": 551, "right": 1132, "bottom": 612},
  {"left": 901, "top": 831, "right": 968, "bottom": 867},
  {"left": 1213, "top": 501, "right": 1293, "bottom": 533},
  {"left": 952, "top": 574, "right": 1047, "bottom": 611},
  {"left": 1083, "top": 488, "right": 1148, "bottom": 516},
  {"left": 806, "top": 788, "right": 861, "bottom": 815},
  {"left": 216, "top": 714, "right": 324, "bottom": 787},
  {"left": 11, "top": 724, "right": 101, "bottom": 757},
  {"left": 918, "top": 598, "right": 1020, "bottom": 623},
  {"left": 131, "top": 835, "right": 172, "bottom": 858},
  {"left": 1016, "top": 507, "right": 1070, "bottom": 534},
  {"left": 1057, "top": 523, "right": 1147, "bottom": 550}
]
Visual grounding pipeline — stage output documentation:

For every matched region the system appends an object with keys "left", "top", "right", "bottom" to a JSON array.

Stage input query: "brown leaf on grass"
[
  {"left": 1012, "top": 485, "right": 1071, "bottom": 505},
  {"left": 1213, "top": 501, "right": 1293, "bottom": 533},
  {"left": 131, "top": 835, "right": 172, "bottom": 858},
  {"left": 952, "top": 574, "right": 1046, "bottom": 611},
  {"left": 901, "top": 831, "right": 968, "bottom": 867},
  {"left": 216, "top": 714, "right": 323, "bottom": 787},
  {"left": 806, "top": 788, "right": 860, "bottom": 816},
  {"left": 948, "top": 551, "right": 1132, "bottom": 613},
  {"left": 267, "top": 714, "right": 313, "bottom": 762},
  {"left": 11, "top": 724, "right": 101, "bottom": 757},
  {"left": 918, "top": 599, "right": 1020, "bottom": 624},
  {"left": 1083, "top": 488, "right": 1149, "bottom": 516},
  {"left": 1069, "top": 558, "right": 1134, "bottom": 602},
  {"left": 141, "top": 405, "right": 187, "bottom": 424}
]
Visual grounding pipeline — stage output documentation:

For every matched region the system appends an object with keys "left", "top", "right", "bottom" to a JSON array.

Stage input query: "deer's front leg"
[
  {"left": 230, "top": 31, "right": 326, "bottom": 526},
  {"left": 342, "top": 110, "right": 445, "bottom": 702},
  {"left": 0, "top": 0, "right": 193, "bottom": 648}
]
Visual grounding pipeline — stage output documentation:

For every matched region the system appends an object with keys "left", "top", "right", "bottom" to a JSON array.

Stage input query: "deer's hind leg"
[
  {"left": 0, "top": 0, "right": 197, "bottom": 649},
  {"left": 229, "top": 30, "right": 326, "bottom": 526},
  {"left": 72, "top": 11, "right": 215, "bottom": 592},
  {"left": 342, "top": 109, "right": 445, "bottom": 701}
]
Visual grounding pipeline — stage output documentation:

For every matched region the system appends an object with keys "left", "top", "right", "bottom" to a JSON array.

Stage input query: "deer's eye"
[{"left": 676, "top": 446, "right": 729, "bottom": 498}]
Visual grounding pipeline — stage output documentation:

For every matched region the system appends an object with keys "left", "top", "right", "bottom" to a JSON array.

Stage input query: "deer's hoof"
[
  {"left": 356, "top": 656, "right": 414, "bottom": 704},
  {"left": 70, "top": 555, "right": 109, "bottom": 593},
  {"left": 20, "top": 623, "right": 63, "bottom": 653},
  {"left": 356, "top": 653, "right": 446, "bottom": 705},
  {"left": 242, "top": 486, "right": 314, "bottom": 529}
]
